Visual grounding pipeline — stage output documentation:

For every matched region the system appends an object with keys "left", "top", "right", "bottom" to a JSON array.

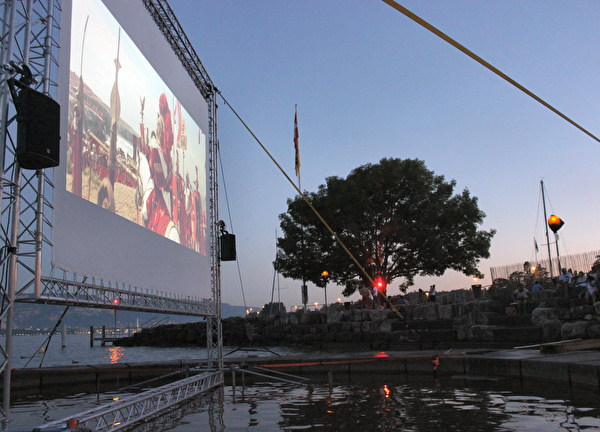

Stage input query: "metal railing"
[{"left": 490, "top": 249, "right": 600, "bottom": 281}]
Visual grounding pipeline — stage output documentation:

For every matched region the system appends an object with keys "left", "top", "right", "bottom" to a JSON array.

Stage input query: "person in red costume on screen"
[
  {"left": 141, "top": 94, "right": 179, "bottom": 243},
  {"left": 171, "top": 150, "right": 188, "bottom": 247},
  {"left": 190, "top": 168, "right": 200, "bottom": 252}
]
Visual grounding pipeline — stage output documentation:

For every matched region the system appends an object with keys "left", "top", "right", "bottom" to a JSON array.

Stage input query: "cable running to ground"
[{"left": 218, "top": 147, "right": 248, "bottom": 312}]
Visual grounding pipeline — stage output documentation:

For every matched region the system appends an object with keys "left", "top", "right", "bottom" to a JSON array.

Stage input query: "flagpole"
[
  {"left": 294, "top": 105, "right": 307, "bottom": 310},
  {"left": 541, "top": 180, "right": 554, "bottom": 278}
]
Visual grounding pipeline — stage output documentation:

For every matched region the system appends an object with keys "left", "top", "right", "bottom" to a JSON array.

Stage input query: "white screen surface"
[{"left": 53, "top": 0, "right": 211, "bottom": 297}]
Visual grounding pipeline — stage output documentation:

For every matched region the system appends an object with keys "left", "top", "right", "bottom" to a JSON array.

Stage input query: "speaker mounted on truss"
[
  {"left": 7, "top": 63, "right": 60, "bottom": 170},
  {"left": 15, "top": 86, "right": 61, "bottom": 170},
  {"left": 218, "top": 220, "right": 236, "bottom": 261}
]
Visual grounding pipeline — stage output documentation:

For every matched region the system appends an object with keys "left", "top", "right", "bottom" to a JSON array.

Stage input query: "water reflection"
[
  {"left": 164, "top": 377, "right": 600, "bottom": 432},
  {"left": 11, "top": 376, "right": 600, "bottom": 432},
  {"left": 108, "top": 346, "right": 124, "bottom": 364}
]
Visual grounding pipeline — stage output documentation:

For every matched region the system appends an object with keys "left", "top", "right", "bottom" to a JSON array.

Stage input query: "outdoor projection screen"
[{"left": 54, "top": 0, "right": 211, "bottom": 298}]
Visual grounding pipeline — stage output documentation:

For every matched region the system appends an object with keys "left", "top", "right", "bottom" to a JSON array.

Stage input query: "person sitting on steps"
[{"left": 512, "top": 284, "right": 531, "bottom": 315}]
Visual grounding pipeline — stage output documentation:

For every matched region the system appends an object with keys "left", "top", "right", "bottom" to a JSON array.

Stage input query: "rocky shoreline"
[{"left": 116, "top": 287, "right": 600, "bottom": 350}]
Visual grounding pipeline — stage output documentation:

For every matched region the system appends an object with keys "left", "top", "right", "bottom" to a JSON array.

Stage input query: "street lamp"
[
  {"left": 548, "top": 215, "right": 565, "bottom": 272},
  {"left": 320, "top": 271, "right": 329, "bottom": 306}
]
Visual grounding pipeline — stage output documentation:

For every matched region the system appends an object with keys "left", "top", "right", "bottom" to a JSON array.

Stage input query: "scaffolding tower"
[{"left": 0, "top": 0, "right": 222, "bottom": 429}]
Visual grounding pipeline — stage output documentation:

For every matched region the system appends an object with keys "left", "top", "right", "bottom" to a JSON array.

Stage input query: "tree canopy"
[{"left": 275, "top": 158, "right": 496, "bottom": 296}]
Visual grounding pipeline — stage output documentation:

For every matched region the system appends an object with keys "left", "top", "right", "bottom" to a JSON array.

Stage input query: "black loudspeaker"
[
  {"left": 220, "top": 233, "right": 236, "bottom": 261},
  {"left": 16, "top": 86, "right": 60, "bottom": 169}
]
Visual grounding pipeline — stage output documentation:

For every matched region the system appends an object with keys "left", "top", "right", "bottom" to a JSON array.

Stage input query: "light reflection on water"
[
  {"left": 109, "top": 346, "right": 125, "bottom": 364},
  {"left": 158, "top": 377, "right": 600, "bottom": 432}
]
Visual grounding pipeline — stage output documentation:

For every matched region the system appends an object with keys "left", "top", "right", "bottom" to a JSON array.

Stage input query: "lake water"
[
  {"left": 10, "top": 333, "right": 294, "bottom": 369},
  {"left": 7, "top": 334, "right": 600, "bottom": 431}
]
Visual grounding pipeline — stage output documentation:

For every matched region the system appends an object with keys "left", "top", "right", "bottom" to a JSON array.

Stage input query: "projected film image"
[{"left": 66, "top": 0, "right": 207, "bottom": 255}]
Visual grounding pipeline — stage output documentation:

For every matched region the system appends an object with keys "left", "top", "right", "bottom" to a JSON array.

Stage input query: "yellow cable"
[{"left": 380, "top": 0, "right": 600, "bottom": 145}]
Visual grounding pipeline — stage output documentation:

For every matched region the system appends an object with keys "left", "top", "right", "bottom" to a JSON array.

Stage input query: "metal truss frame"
[
  {"left": 0, "top": 1, "right": 61, "bottom": 430},
  {"left": 141, "top": 0, "right": 223, "bottom": 370},
  {"left": 0, "top": 0, "right": 224, "bottom": 428},
  {"left": 127, "top": 385, "right": 224, "bottom": 432},
  {"left": 34, "top": 370, "right": 224, "bottom": 432},
  {"left": 16, "top": 275, "right": 214, "bottom": 316}
]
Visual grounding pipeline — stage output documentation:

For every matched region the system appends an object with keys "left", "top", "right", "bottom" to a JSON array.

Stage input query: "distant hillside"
[{"left": 8, "top": 302, "right": 252, "bottom": 331}]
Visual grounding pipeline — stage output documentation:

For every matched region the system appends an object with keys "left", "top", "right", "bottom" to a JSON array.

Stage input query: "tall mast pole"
[
  {"left": 541, "top": 180, "right": 553, "bottom": 279},
  {"left": 294, "top": 104, "right": 307, "bottom": 310}
]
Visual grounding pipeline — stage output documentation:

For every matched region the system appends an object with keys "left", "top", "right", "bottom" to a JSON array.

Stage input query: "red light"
[
  {"left": 113, "top": 298, "right": 119, "bottom": 305},
  {"left": 374, "top": 276, "right": 386, "bottom": 291}
]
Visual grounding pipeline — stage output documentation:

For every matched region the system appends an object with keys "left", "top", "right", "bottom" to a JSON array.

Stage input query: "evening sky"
[{"left": 168, "top": 0, "right": 600, "bottom": 309}]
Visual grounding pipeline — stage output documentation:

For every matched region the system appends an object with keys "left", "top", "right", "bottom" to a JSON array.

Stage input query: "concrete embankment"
[{"left": 3, "top": 347, "right": 600, "bottom": 398}]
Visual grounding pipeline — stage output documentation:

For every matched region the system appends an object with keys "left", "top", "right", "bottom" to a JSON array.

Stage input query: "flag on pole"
[
  {"left": 294, "top": 107, "right": 300, "bottom": 176},
  {"left": 534, "top": 238, "right": 539, "bottom": 253}
]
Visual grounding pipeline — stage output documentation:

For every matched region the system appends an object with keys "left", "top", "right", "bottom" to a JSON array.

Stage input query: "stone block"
[
  {"left": 299, "top": 313, "right": 316, "bottom": 325},
  {"left": 390, "top": 320, "right": 405, "bottom": 332},
  {"left": 362, "top": 321, "right": 376, "bottom": 333},
  {"left": 351, "top": 322, "right": 363, "bottom": 333},
  {"left": 570, "top": 305, "right": 595, "bottom": 320},
  {"left": 453, "top": 313, "right": 474, "bottom": 341},
  {"left": 438, "top": 304, "right": 456, "bottom": 320},
  {"left": 586, "top": 324, "right": 600, "bottom": 339},
  {"left": 457, "top": 301, "right": 476, "bottom": 316},
  {"left": 473, "top": 312, "right": 498, "bottom": 325},
  {"left": 531, "top": 308, "right": 558, "bottom": 327},
  {"left": 341, "top": 322, "right": 353, "bottom": 332},
  {"left": 413, "top": 304, "right": 438, "bottom": 321},
  {"left": 386, "top": 311, "right": 398, "bottom": 320},
  {"left": 326, "top": 311, "right": 343, "bottom": 324},
  {"left": 561, "top": 321, "right": 593, "bottom": 340},
  {"left": 379, "top": 320, "right": 394, "bottom": 333},
  {"left": 468, "top": 325, "right": 496, "bottom": 341},
  {"left": 328, "top": 323, "right": 341, "bottom": 333},
  {"left": 367, "top": 310, "right": 388, "bottom": 322},
  {"left": 542, "top": 319, "right": 562, "bottom": 342},
  {"left": 474, "top": 300, "right": 503, "bottom": 314}
]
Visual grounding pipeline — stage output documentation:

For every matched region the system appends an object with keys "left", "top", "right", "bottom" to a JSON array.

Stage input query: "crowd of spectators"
[
  {"left": 510, "top": 264, "right": 600, "bottom": 314},
  {"left": 555, "top": 266, "right": 600, "bottom": 305}
]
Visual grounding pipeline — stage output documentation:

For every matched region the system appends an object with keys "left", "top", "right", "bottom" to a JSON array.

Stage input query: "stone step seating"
[
  {"left": 488, "top": 314, "right": 533, "bottom": 327},
  {"left": 400, "top": 312, "right": 543, "bottom": 346},
  {"left": 401, "top": 319, "right": 456, "bottom": 343}
]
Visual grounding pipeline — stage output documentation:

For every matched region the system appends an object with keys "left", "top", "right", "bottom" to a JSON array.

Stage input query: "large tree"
[{"left": 275, "top": 158, "right": 495, "bottom": 296}]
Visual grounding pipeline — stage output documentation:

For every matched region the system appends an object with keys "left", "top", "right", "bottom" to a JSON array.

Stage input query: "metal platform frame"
[
  {"left": 34, "top": 370, "right": 224, "bottom": 432},
  {"left": 0, "top": 0, "right": 223, "bottom": 430}
]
